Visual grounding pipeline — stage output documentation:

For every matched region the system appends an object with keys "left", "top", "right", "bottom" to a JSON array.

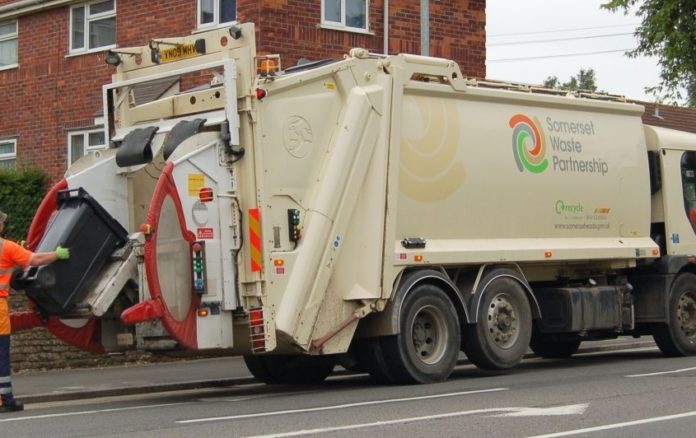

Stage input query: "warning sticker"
[
  {"left": 197, "top": 227, "right": 214, "bottom": 240},
  {"left": 188, "top": 174, "right": 205, "bottom": 196}
]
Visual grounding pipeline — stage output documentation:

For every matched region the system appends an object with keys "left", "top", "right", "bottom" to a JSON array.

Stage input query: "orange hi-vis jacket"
[
  {"left": 0, "top": 239, "right": 32, "bottom": 298},
  {"left": 0, "top": 239, "right": 32, "bottom": 335}
]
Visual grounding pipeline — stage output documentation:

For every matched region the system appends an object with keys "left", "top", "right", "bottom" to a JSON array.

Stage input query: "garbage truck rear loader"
[{"left": 15, "top": 23, "right": 696, "bottom": 384}]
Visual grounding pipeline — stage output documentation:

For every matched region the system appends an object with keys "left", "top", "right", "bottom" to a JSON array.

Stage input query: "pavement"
[{"left": 12, "top": 338, "right": 659, "bottom": 405}]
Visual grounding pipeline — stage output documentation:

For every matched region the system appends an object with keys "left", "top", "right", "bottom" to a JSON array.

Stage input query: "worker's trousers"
[{"left": 0, "top": 298, "right": 15, "bottom": 405}]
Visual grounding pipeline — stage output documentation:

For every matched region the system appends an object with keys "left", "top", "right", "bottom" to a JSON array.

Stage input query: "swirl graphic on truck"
[
  {"left": 399, "top": 96, "right": 465, "bottom": 202},
  {"left": 509, "top": 114, "right": 548, "bottom": 174}
]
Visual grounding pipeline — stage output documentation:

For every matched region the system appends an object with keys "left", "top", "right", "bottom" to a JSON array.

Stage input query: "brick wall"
[
  {"left": 0, "top": 2, "right": 197, "bottom": 179},
  {"left": 245, "top": 0, "right": 486, "bottom": 78},
  {"left": 8, "top": 292, "right": 156, "bottom": 372}
]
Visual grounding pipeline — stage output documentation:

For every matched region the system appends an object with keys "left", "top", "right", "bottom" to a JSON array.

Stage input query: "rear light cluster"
[
  {"left": 191, "top": 241, "right": 206, "bottom": 294},
  {"left": 249, "top": 308, "right": 266, "bottom": 352}
]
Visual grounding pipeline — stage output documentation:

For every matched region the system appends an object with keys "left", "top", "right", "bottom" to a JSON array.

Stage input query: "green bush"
[{"left": 0, "top": 167, "right": 50, "bottom": 241}]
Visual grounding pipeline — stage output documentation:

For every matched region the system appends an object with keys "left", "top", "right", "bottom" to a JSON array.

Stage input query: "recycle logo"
[{"left": 509, "top": 114, "right": 548, "bottom": 174}]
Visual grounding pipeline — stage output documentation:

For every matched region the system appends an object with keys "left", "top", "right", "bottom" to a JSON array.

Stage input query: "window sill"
[
  {"left": 66, "top": 44, "right": 116, "bottom": 58},
  {"left": 193, "top": 21, "right": 238, "bottom": 34},
  {"left": 319, "top": 23, "right": 373, "bottom": 36},
  {"left": 0, "top": 63, "right": 18, "bottom": 72}
]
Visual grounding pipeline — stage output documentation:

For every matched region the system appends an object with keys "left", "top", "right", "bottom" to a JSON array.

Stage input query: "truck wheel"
[
  {"left": 351, "top": 337, "right": 399, "bottom": 384},
  {"left": 381, "top": 284, "right": 461, "bottom": 384},
  {"left": 653, "top": 273, "right": 696, "bottom": 356},
  {"left": 463, "top": 277, "right": 532, "bottom": 370},
  {"left": 243, "top": 354, "right": 335, "bottom": 384},
  {"left": 530, "top": 333, "right": 581, "bottom": 359}
]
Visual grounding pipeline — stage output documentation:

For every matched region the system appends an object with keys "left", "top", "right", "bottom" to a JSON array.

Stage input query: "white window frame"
[
  {"left": 0, "top": 20, "right": 18, "bottom": 71},
  {"left": 321, "top": 0, "right": 370, "bottom": 33},
  {"left": 69, "top": 0, "right": 116, "bottom": 55},
  {"left": 67, "top": 128, "right": 106, "bottom": 165},
  {"left": 197, "top": 0, "right": 237, "bottom": 30},
  {"left": 0, "top": 138, "right": 17, "bottom": 170}
]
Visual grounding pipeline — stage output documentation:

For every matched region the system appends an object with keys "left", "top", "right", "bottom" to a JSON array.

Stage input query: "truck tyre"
[
  {"left": 380, "top": 284, "right": 461, "bottom": 384},
  {"left": 653, "top": 272, "right": 696, "bottom": 356},
  {"left": 529, "top": 333, "right": 581, "bottom": 359},
  {"left": 351, "top": 337, "right": 399, "bottom": 384},
  {"left": 463, "top": 276, "right": 532, "bottom": 370},
  {"left": 243, "top": 354, "right": 335, "bottom": 384}
]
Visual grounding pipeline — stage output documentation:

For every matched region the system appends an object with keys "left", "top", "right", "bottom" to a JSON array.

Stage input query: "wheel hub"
[
  {"left": 487, "top": 294, "right": 519, "bottom": 349},
  {"left": 677, "top": 291, "right": 696, "bottom": 341},
  {"left": 411, "top": 306, "right": 446, "bottom": 365}
]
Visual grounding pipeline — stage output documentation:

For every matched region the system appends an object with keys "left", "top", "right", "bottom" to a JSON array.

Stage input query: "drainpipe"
[
  {"left": 383, "top": 0, "right": 389, "bottom": 55},
  {"left": 420, "top": 0, "right": 429, "bottom": 56}
]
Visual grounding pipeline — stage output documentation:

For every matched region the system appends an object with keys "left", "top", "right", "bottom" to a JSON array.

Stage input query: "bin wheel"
[
  {"left": 243, "top": 354, "right": 335, "bottom": 384},
  {"left": 653, "top": 272, "right": 696, "bottom": 356},
  {"left": 380, "top": 284, "right": 461, "bottom": 384},
  {"left": 530, "top": 333, "right": 581, "bottom": 358},
  {"left": 463, "top": 276, "right": 532, "bottom": 370}
]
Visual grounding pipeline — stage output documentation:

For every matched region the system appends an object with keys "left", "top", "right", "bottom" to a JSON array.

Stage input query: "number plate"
[{"left": 160, "top": 43, "right": 199, "bottom": 63}]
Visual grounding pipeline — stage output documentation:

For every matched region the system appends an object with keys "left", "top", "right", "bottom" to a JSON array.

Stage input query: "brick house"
[
  {"left": 636, "top": 101, "right": 696, "bottom": 134},
  {"left": 0, "top": 0, "right": 486, "bottom": 182}
]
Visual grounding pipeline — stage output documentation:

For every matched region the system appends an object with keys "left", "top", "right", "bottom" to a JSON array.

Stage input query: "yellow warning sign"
[{"left": 188, "top": 173, "right": 205, "bottom": 196}]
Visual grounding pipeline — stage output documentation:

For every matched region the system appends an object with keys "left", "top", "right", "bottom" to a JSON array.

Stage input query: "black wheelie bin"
[{"left": 18, "top": 188, "right": 129, "bottom": 316}]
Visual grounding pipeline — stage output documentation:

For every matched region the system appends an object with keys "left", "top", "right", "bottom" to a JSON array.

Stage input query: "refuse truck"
[{"left": 13, "top": 22, "right": 696, "bottom": 384}]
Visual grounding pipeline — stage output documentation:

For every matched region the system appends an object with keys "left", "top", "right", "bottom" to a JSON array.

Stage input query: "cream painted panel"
[{"left": 395, "top": 93, "right": 651, "bottom": 262}]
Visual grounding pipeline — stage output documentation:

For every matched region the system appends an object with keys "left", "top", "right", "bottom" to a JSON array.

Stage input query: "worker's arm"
[
  {"left": 28, "top": 246, "right": 70, "bottom": 266},
  {"left": 28, "top": 252, "right": 58, "bottom": 266}
]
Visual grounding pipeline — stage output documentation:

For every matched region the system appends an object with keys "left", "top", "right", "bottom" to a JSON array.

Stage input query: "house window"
[
  {"left": 0, "top": 139, "right": 17, "bottom": 170},
  {"left": 198, "top": 0, "right": 236, "bottom": 28},
  {"left": 0, "top": 21, "right": 18, "bottom": 70},
  {"left": 68, "top": 128, "right": 106, "bottom": 164},
  {"left": 70, "top": 0, "right": 116, "bottom": 53},
  {"left": 322, "top": 0, "right": 368, "bottom": 31}
]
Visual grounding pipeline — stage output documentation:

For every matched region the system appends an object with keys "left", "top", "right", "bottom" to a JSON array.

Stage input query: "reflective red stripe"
[{"left": 249, "top": 209, "right": 262, "bottom": 272}]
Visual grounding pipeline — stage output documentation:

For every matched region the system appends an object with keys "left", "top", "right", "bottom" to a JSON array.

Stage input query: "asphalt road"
[{"left": 4, "top": 344, "right": 696, "bottom": 437}]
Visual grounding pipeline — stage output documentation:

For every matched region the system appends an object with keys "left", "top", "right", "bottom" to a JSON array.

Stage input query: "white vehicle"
[{"left": 20, "top": 23, "right": 696, "bottom": 384}]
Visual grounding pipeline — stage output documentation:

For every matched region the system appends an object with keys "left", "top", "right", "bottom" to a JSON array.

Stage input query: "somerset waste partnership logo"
[{"left": 509, "top": 114, "right": 549, "bottom": 174}]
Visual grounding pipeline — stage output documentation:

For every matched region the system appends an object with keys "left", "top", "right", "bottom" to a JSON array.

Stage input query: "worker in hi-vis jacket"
[{"left": 0, "top": 210, "right": 70, "bottom": 412}]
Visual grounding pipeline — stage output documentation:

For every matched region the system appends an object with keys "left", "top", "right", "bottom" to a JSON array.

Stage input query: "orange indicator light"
[
  {"left": 274, "top": 259, "right": 285, "bottom": 267},
  {"left": 652, "top": 248, "right": 660, "bottom": 256},
  {"left": 414, "top": 255, "right": 424, "bottom": 262},
  {"left": 259, "top": 59, "right": 277, "bottom": 73},
  {"left": 544, "top": 251, "right": 553, "bottom": 258},
  {"left": 197, "top": 308, "right": 209, "bottom": 317}
]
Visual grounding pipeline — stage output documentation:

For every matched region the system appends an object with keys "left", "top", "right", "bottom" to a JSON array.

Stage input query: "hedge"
[{"left": 0, "top": 167, "right": 49, "bottom": 242}]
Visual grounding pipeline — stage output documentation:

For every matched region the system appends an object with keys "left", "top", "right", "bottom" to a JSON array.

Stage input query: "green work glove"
[{"left": 55, "top": 245, "right": 70, "bottom": 260}]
